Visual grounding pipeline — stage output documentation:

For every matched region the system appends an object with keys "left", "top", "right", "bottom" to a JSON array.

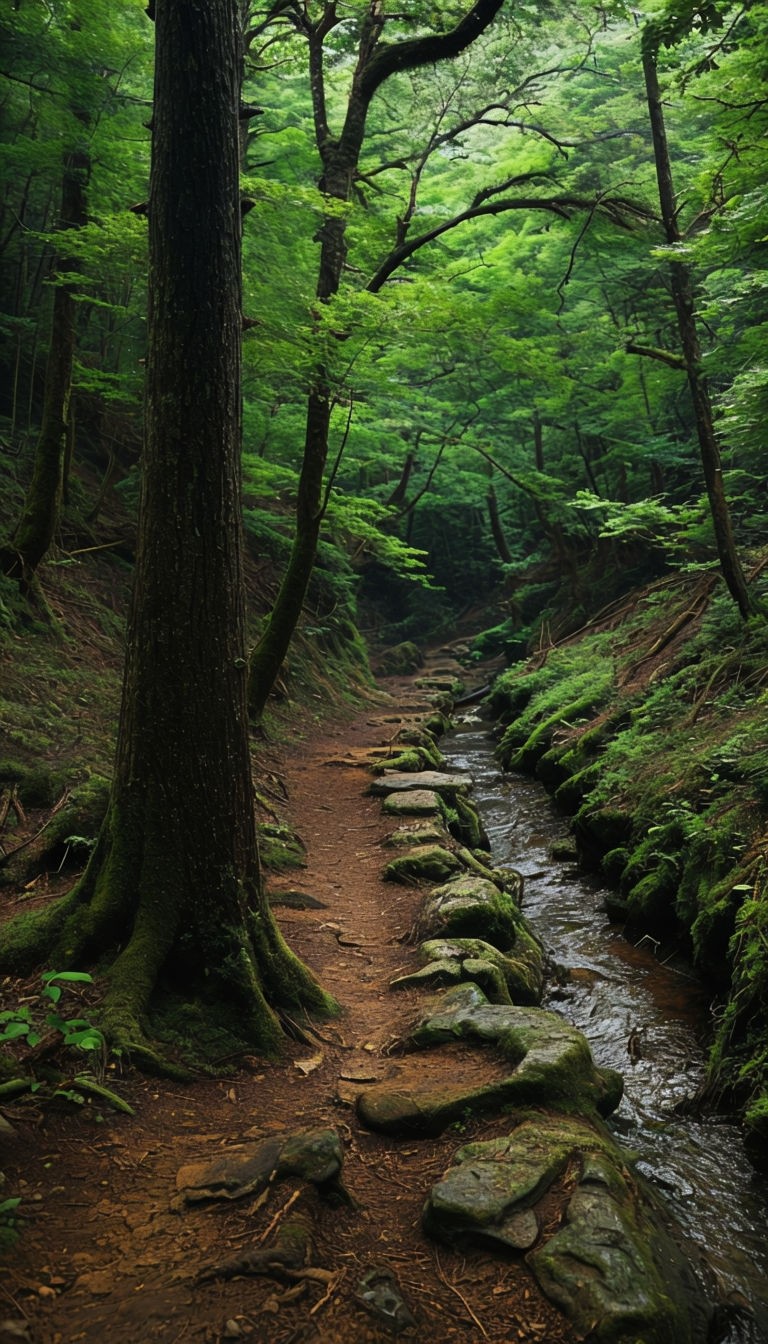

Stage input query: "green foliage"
[{"left": 0, "top": 971, "right": 105, "bottom": 1054}]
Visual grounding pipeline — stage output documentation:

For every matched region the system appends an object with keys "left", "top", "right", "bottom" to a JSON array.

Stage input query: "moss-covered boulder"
[
  {"left": 530, "top": 1151, "right": 701, "bottom": 1343},
  {"left": 391, "top": 936, "right": 543, "bottom": 1006},
  {"left": 425, "top": 1116, "right": 702, "bottom": 1344},
  {"left": 423, "top": 1113, "right": 591, "bottom": 1248},
  {"left": 445, "top": 792, "right": 490, "bottom": 850},
  {"left": 417, "top": 874, "right": 524, "bottom": 949},
  {"left": 383, "top": 845, "right": 463, "bottom": 885},
  {"left": 410, "top": 984, "right": 622, "bottom": 1119},
  {"left": 384, "top": 824, "right": 448, "bottom": 848},
  {"left": 358, "top": 985, "right": 621, "bottom": 1135},
  {"left": 375, "top": 641, "right": 424, "bottom": 675}
]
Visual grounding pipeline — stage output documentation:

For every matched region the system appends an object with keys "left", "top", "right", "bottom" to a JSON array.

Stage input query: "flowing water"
[{"left": 443, "top": 714, "right": 768, "bottom": 1343}]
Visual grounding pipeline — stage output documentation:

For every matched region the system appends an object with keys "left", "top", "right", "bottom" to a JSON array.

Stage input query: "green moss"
[{"left": 258, "top": 823, "right": 306, "bottom": 872}]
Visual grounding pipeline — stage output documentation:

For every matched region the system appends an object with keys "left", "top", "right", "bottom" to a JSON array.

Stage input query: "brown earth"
[{"left": 0, "top": 651, "right": 580, "bottom": 1344}]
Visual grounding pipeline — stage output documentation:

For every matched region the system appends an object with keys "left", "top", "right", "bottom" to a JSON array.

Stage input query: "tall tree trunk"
[
  {"left": 247, "top": 0, "right": 504, "bottom": 719},
  {"left": 486, "top": 483, "right": 513, "bottom": 564},
  {"left": 642, "top": 45, "right": 752, "bottom": 618},
  {"left": 0, "top": 0, "right": 333, "bottom": 1071},
  {"left": 4, "top": 141, "right": 88, "bottom": 583}
]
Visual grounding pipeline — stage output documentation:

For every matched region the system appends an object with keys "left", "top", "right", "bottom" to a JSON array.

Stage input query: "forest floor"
[{"left": 0, "top": 647, "right": 580, "bottom": 1344}]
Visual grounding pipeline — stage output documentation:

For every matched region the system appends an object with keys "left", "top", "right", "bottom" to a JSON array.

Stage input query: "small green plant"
[
  {"left": 0, "top": 972, "right": 133, "bottom": 1116},
  {"left": 0, "top": 971, "right": 105, "bottom": 1054},
  {"left": 0, "top": 1195, "right": 22, "bottom": 1251}
]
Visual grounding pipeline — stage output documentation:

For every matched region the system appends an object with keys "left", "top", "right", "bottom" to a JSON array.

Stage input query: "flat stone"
[
  {"left": 382, "top": 790, "right": 442, "bottom": 817},
  {"left": 369, "top": 771, "right": 471, "bottom": 797},
  {"left": 384, "top": 825, "right": 448, "bottom": 848}
]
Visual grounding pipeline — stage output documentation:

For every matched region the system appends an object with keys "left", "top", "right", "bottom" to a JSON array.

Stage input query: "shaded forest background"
[{"left": 2, "top": 0, "right": 768, "bottom": 1132}]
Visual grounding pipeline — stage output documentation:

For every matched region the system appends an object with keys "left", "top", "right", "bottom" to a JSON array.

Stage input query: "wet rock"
[
  {"left": 175, "top": 1126, "right": 344, "bottom": 1206},
  {"left": 417, "top": 874, "right": 525, "bottom": 949},
  {"left": 382, "top": 789, "right": 443, "bottom": 818},
  {"left": 383, "top": 845, "right": 463, "bottom": 884},
  {"left": 530, "top": 1151, "right": 700, "bottom": 1344},
  {"left": 369, "top": 770, "right": 471, "bottom": 798}
]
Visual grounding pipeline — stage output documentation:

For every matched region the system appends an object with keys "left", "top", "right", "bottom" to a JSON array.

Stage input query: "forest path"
[{"left": 1, "top": 649, "right": 576, "bottom": 1344}]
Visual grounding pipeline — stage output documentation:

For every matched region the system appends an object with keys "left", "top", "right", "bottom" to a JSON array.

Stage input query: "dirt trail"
[{"left": 1, "top": 651, "right": 576, "bottom": 1344}]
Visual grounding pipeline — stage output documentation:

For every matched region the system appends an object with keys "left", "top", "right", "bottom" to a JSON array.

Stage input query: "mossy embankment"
[{"left": 485, "top": 571, "right": 768, "bottom": 1147}]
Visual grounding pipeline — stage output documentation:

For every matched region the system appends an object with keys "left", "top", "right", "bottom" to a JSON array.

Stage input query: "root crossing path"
[{"left": 2, "top": 649, "right": 591, "bottom": 1344}]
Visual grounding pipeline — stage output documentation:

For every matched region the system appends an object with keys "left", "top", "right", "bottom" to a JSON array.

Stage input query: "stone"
[
  {"left": 369, "top": 770, "right": 471, "bottom": 797},
  {"left": 358, "top": 986, "right": 622, "bottom": 1136},
  {"left": 175, "top": 1127, "right": 344, "bottom": 1205},
  {"left": 383, "top": 845, "right": 463, "bottom": 884},
  {"left": 384, "top": 825, "right": 448, "bottom": 848},
  {"left": 417, "top": 936, "right": 543, "bottom": 1005},
  {"left": 529, "top": 1151, "right": 700, "bottom": 1344},
  {"left": 382, "top": 789, "right": 442, "bottom": 818},
  {"left": 417, "top": 875, "right": 524, "bottom": 949},
  {"left": 410, "top": 985, "right": 622, "bottom": 1119}
]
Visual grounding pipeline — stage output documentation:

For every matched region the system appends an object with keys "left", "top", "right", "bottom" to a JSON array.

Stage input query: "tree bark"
[
  {"left": 642, "top": 45, "right": 752, "bottom": 618},
  {"left": 248, "top": 0, "right": 505, "bottom": 719},
  {"left": 486, "top": 484, "right": 513, "bottom": 564},
  {"left": 0, "top": 0, "right": 333, "bottom": 1070}
]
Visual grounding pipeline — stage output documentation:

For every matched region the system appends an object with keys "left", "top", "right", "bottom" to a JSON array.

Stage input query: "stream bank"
[{"left": 442, "top": 712, "right": 768, "bottom": 1343}]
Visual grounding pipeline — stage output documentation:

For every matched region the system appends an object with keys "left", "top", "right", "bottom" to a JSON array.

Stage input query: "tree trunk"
[
  {"left": 5, "top": 142, "right": 88, "bottom": 583},
  {"left": 642, "top": 45, "right": 752, "bottom": 619},
  {"left": 0, "top": 0, "right": 333, "bottom": 1071},
  {"left": 486, "top": 484, "right": 513, "bottom": 564}
]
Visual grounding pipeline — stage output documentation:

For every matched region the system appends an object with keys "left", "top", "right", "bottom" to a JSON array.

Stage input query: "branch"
[
  {"left": 359, "top": 0, "right": 505, "bottom": 103},
  {"left": 367, "top": 194, "right": 654, "bottom": 292},
  {"left": 625, "top": 341, "right": 687, "bottom": 369}
]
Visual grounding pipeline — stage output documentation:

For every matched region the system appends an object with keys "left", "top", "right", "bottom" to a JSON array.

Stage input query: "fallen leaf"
[{"left": 294, "top": 1053, "right": 323, "bottom": 1075}]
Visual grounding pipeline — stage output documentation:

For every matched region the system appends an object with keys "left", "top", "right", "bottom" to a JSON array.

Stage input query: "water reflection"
[{"left": 443, "top": 717, "right": 768, "bottom": 1342}]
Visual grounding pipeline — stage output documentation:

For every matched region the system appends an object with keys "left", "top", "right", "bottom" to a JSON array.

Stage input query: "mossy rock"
[
  {"left": 371, "top": 749, "right": 427, "bottom": 774},
  {"left": 258, "top": 822, "right": 306, "bottom": 872},
  {"left": 369, "top": 770, "right": 471, "bottom": 799},
  {"left": 395, "top": 728, "right": 444, "bottom": 768},
  {"left": 550, "top": 839, "right": 579, "bottom": 863},
  {"left": 409, "top": 984, "right": 622, "bottom": 1120},
  {"left": 530, "top": 1151, "right": 701, "bottom": 1343},
  {"left": 383, "top": 845, "right": 463, "bottom": 885},
  {"left": 391, "top": 936, "right": 543, "bottom": 1005},
  {"left": 417, "top": 875, "right": 524, "bottom": 949},
  {"left": 445, "top": 793, "right": 490, "bottom": 851},
  {"left": 423, "top": 711, "right": 452, "bottom": 738},
  {"left": 423, "top": 1113, "right": 602, "bottom": 1248},
  {"left": 375, "top": 642, "right": 424, "bottom": 675},
  {"left": 359, "top": 985, "right": 622, "bottom": 1136}
]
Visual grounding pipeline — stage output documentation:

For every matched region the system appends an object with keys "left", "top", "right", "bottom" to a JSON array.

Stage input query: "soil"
[{"left": 0, "top": 650, "right": 579, "bottom": 1344}]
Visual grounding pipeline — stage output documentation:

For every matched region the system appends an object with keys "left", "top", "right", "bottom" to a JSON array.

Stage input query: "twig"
[
  {"left": 309, "top": 1267, "right": 345, "bottom": 1316},
  {"left": 257, "top": 1188, "right": 302, "bottom": 1245},
  {"left": 434, "top": 1249, "right": 488, "bottom": 1338}
]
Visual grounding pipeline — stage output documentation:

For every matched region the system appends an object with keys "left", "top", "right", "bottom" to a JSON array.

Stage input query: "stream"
[{"left": 443, "top": 713, "right": 768, "bottom": 1343}]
